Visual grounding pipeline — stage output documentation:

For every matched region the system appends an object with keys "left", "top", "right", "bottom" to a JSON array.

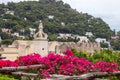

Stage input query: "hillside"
[{"left": 0, "top": 0, "right": 112, "bottom": 42}]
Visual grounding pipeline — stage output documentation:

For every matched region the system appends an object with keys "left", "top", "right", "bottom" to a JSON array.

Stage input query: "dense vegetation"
[
  {"left": 111, "top": 40, "right": 120, "bottom": 50},
  {"left": 73, "top": 49, "right": 120, "bottom": 66},
  {"left": 0, "top": 0, "right": 112, "bottom": 42},
  {"left": 110, "top": 31, "right": 120, "bottom": 50}
]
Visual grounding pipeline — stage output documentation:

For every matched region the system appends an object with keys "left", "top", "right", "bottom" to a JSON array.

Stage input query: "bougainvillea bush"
[
  {"left": 0, "top": 60, "right": 18, "bottom": 68},
  {"left": 0, "top": 49, "right": 119, "bottom": 78}
]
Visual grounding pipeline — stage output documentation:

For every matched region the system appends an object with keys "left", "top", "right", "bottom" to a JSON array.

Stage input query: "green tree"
[
  {"left": 100, "top": 42, "right": 108, "bottom": 48},
  {"left": 1, "top": 39, "right": 13, "bottom": 45},
  {"left": 117, "top": 31, "right": 120, "bottom": 36},
  {"left": 48, "top": 34, "right": 57, "bottom": 41},
  {"left": 111, "top": 40, "right": 120, "bottom": 50},
  {"left": 0, "top": 3, "right": 6, "bottom": 14}
]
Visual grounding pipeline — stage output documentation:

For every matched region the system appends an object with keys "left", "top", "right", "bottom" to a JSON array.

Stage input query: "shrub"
[{"left": 0, "top": 74, "right": 15, "bottom": 80}]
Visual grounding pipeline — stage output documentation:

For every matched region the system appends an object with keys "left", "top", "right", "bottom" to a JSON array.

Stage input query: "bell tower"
[
  {"left": 34, "top": 20, "right": 48, "bottom": 40},
  {"left": 32, "top": 20, "right": 48, "bottom": 56}
]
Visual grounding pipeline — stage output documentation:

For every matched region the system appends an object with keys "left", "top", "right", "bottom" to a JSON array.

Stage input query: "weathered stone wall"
[{"left": 49, "top": 41, "right": 101, "bottom": 53}]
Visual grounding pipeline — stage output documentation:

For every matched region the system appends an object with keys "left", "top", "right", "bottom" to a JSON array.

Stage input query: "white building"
[
  {"left": 57, "top": 33, "right": 72, "bottom": 39},
  {"left": 29, "top": 28, "right": 36, "bottom": 36},
  {"left": 76, "top": 36, "right": 89, "bottom": 42},
  {"left": 58, "top": 33, "right": 89, "bottom": 42},
  {"left": 85, "top": 32, "right": 93, "bottom": 37},
  {"left": 19, "top": 36, "right": 25, "bottom": 39},
  {"left": 95, "top": 38, "right": 107, "bottom": 43},
  {"left": 48, "top": 15, "right": 54, "bottom": 19},
  {"left": 3, "top": 19, "right": 8, "bottom": 21},
  {"left": 24, "top": 17, "right": 27, "bottom": 21},
  {"left": 5, "top": 11, "right": 14, "bottom": 15},
  {"left": 11, "top": 32, "right": 19, "bottom": 37},
  {"left": 61, "top": 22, "right": 65, "bottom": 26}
]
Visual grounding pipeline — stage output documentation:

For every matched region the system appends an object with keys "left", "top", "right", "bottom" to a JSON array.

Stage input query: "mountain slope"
[{"left": 0, "top": 0, "right": 112, "bottom": 41}]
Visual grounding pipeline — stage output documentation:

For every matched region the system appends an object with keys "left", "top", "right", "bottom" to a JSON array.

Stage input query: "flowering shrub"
[
  {"left": 94, "top": 61, "right": 119, "bottom": 72},
  {"left": 63, "top": 49, "right": 74, "bottom": 56},
  {"left": 15, "top": 53, "right": 41, "bottom": 66},
  {"left": 0, "top": 49, "right": 119, "bottom": 78},
  {"left": 0, "top": 60, "right": 18, "bottom": 68}
]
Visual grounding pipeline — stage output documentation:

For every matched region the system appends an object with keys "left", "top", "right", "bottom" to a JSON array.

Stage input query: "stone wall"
[{"left": 49, "top": 41, "right": 101, "bottom": 53}]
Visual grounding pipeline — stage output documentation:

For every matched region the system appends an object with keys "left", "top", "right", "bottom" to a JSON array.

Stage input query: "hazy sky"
[
  {"left": 63, "top": 0, "right": 120, "bottom": 31},
  {"left": 1, "top": 0, "right": 120, "bottom": 31}
]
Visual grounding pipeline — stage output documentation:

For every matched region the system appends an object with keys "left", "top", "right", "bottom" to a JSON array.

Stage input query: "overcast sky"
[{"left": 1, "top": 0, "right": 120, "bottom": 31}]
